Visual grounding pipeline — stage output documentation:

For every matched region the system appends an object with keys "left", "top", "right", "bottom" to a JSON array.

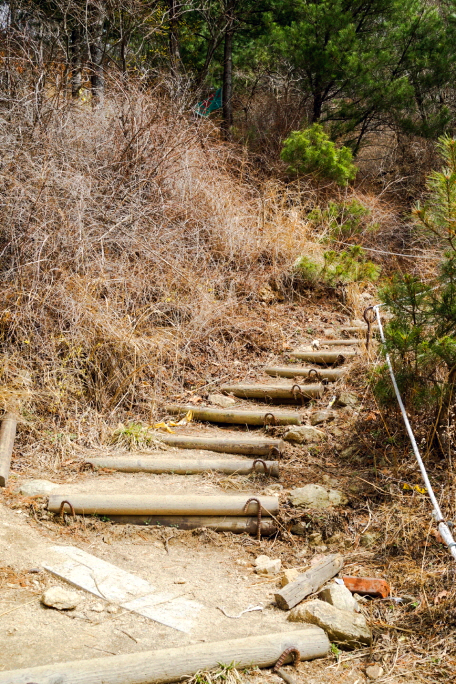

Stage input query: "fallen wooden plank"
[
  {"left": 154, "top": 434, "right": 285, "bottom": 456},
  {"left": 275, "top": 554, "right": 344, "bottom": 610},
  {"left": 339, "top": 325, "right": 378, "bottom": 334},
  {"left": 166, "top": 405, "right": 302, "bottom": 426},
  {"left": 86, "top": 456, "right": 280, "bottom": 477},
  {"left": 0, "top": 627, "right": 330, "bottom": 684},
  {"left": 105, "top": 515, "right": 277, "bottom": 535},
  {"left": 289, "top": 351, "right": 357, "bottom": 364},
  {"left": 219, "top": 383, "right": 323, "bottom": 401},
  {"left": 0, "top": 413, "right": 17, "bottom": 487},
  {"left": 323, "top": 339, "right": 363, "bottom": 346},
  {"left": 42, "top": 545, "right": 203, "bottom": 633},
  {"left": 48, "top": 494, "right": 279, "bottom": 517},
  {"left": 264, "top": 367, "right": 346, "bottom": 381}
]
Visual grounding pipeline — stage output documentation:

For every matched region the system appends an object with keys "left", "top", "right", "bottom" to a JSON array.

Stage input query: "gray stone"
[
  {"left": 318, "top": 583, "right": 360, "bottom": 612},
  {"left": 366, "top": 664, "right": 384, "bottom": 680},
  {"left": 281, "top": 569, "right": 300, "bottom": 587},
  {"left": 284, "top": 426, "right": 325, "bottom": 444},
  {"left": 20, "top": 479, "right": 60, "bottom": 497},
  {"left": 41, "top": 586, "right": 81, "bottom": 611},
  {"left": 208, "top": 393, "right": 236, "bottom": 408},
  {"left": 310, "top": 410, "right": 335, "bottom": 426},
  {"left": 290, "top": 484, "right": 348, "bottom": 509},
  {"left": 290, "top": 522, "right": 307, "bottom": 536},
  {"left": 288, "top": 599, "right": 372, "bottom": 647},
  {"left": 254, "top": 555, "right": 281, "bottom": 575},
  {"left": 337, "top": 392, "right": 359, "bottom": 407}
]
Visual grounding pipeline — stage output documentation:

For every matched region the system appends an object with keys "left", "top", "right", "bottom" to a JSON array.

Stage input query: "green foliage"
[
  {"left": 187, "top": 663, "right": 242, "bottom": 684},
  {"left": 307, "top": 198, "right": 379, "bottom": 243},
  {"left": 295, "top": 245, "right": 380, "bottom": 287},
  {"left": 374, "top": 136, "right": 456, "bottom": 447},
  {"left": 281, "top": 124, "right": 357, "bottom": 186}
]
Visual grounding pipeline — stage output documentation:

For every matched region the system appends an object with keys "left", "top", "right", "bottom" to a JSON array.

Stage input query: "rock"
[
  {"left": 174, "top": 578, "right": 187, "bottom": 584},
  {"left": 313, "top": 545, "right": 328, "bottom": 553},
  {"left": 20, "top": 479, "right": 60, "bottom": 496},
  {"left": 284, "top": 426, "right": 325, "bottom": 444},
  {"left": 288, "top": 599, "right": 372, "bottom": 648},
  {"left": 208, "top": 393, "right": 236, "bottom": 408},
  {"left": 107, "top": 604, "right": 119, "bottom": 614},
  {"left": 254, "top": 555, "right": 281, "bottom": 575},
  {"left": 310, "top": 410, "right": 335, "bottom": 426},
  {"left": 290, "top": 484, "right": 348, "bottom": 509},
  {"left": 336, "top": 392, "right": 358, "bottom": 407},
  {"left": 318, "top": 582, "right": 360, "bottom": 612},
  {"left": 89, "top": 602, "right": 105, "bottom": 612},
  {"left": 366, "top": 664, "right": 384, "bottom": 680},
  {"left": 290, "top": 522, "right": 307, "bottom": 535},
  {"left": 281, "top": 569, "right": 300, "bottom": 587},
  {"left": 41, "top": 586, "right": 81, "bottom": 611}
]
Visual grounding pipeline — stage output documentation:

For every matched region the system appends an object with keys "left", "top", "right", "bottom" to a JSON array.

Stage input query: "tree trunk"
[
  {"left": 88, "top": 3, "right": 105, "bottom": 107},
  {"left": 70, "top": 25, "right": 82, "bottom": 99},
  {"left": 312, "top": 92, "right": 322, "bottom": 122},
  {"left": 168, "top": 0, "right": 181, "bottom": 78},
  {"left": 222, "top": 0, "right": 235, "bottom": 138}
]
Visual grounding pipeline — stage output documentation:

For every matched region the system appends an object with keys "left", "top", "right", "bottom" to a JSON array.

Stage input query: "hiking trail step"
[
  {"left": 156, "top": 433, "right": 284, "bottom": 455},
  {"left": 165, "top": 405, "right": 302, "bottom": 425},
  {"left": 219, "top": 383, "right": 323, "bottom": 401},
  {"left": 264, "top": 366, "right": 346, "bottom": 381},
  {"left": 86, "top": 456, "right": 280, "bottom": 477},
  {"left": 289, "top": 350, "right": 357, "bottom": 364}
]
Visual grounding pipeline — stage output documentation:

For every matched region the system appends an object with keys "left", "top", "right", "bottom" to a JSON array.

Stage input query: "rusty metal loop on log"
[
  {"left": 252, "top": 459, "right": 270, "bottom": 475},
  {"left": 264, "top": 412, "right": 277, "bottom": 427},
  {"left": 291, "top": 384, "right": 305, "bottom": 405},
  {"left": 307, "top": 368, "right": 321, "bottom": 382},
  {"left": 243, "top": 497, "right": 263, "bottom": 540},
  {"left": 273, "top": 647, "right": 301, "bottom": 672},
  {"left": 58, "top": 500, "right": 76, "bottom": 520},
  {"left": 269, "top": 445, "right": 281, "bottom": 461},
  {"left": 363, "top": 305, "right": 376, "bottom": 350}
]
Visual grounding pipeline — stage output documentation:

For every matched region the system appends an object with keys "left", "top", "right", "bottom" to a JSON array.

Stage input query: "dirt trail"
[{"left": 0, "top": 316, "right": 444, "bottom": 683}]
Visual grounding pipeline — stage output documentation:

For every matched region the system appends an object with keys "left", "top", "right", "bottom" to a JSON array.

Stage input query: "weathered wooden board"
[
  {"left": 264, "top": 367, "right": 346, "bottom": 381},
  {"left": 166, "top": 405, "right": 302, "bottom": 426},
  {"left": 219, "top": 383, "right": 323, "bottom": 400},
  {"left": 275, "top": 554, "right": 344, "bottom": 610},
  {"left": 86, "top": 456, "right": 279, "bottom": 477},
  {"left": 289, "top": 351, "right": 357, "bottom": 364},
  {"left": 0, "top": 628, "right": 330, "bottom": 684},
  {"left": 0, "top": 413, "right": 17, "bottom": 487},
  {"left": 42, "top": 546, "right": 204, "bottom": 633},
  {"left": 156, "top": 434, "right": 284, "bottom": 455},
  {"left": 106, "top": 515, "right": 277, "bottom": 535},
  {"left": 47, "top": 494, "right": 279, "bottom": 517}
]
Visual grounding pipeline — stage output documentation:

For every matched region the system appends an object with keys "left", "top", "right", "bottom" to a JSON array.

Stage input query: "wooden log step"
[
  {"left": 86, "top": 457, "right": 280, "bottom": 477},
  {"left": 264, "top": 366, "right": 346, "bottom": 381},
  {"left": 323, "top": 338, "right": 363, "bottom": 346},
  {"left": 48, "top": 494, "right": 279, "bottom": 517},
  {"left": 289, "top": 350, "right": 357, "bottom": 364},
  {"left": 340, "top": 325, "right": 378, "bottom": 334},
  {"left": 0, "top": 412, "right": 17, "bottom": 488},
  {"left": 103, "top": 515, "right": 278, "bottom": 535},
  {"left": 165, "top": 405, "right": 302, "bottom": 426},
  {"left": 0, "top": 628, "right": 330, "bottom": 684},
  {"left": 219, "top": 383, "right": 323, "bottom": 401},
  {"left": 156, "top": 434, "right": 284, "bottom": 456},
  {"left": 275, "top": 553, "right": 344, "bottom": 610}
]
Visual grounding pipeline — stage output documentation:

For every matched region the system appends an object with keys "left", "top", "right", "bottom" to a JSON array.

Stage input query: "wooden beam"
[
  {"left": 323, "top": 339, "right": 362, "bottom": 346},
  {"left": 0, "top": 628, "right": 330, "bottom": 684},
  {"left": 48, "top": 494, "right": 279, "bottom": 517},
  {"left": 0, "top": 413, "right": 17, "bottom": 487},
  {"left": 165, "top": 405, "right": 302, "bottom": 426},
  {"left": 156, "top": 434, "right": 284, "bottom": 456},
  {"left": 275, "top": 554, "right": 344, "bottom": 610},
  {"left": 104, "top": 515, "right": 277, "bottom": 535},
  {"left": 264, "top": 367, "right": 346, "bottom": 381},
  {"left": 289, "top": 351, "right": 357, "bottom": 364},
  {"left": 86, "top": 457, "right": 279, "bottom": 477},
  {"left": 219, "top": 383, "right": 323, "bottom": 401}
]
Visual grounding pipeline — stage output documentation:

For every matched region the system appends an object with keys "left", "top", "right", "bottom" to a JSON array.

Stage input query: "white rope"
[{"left": 373, "top": 304, "right": 456, "bottom": 561}]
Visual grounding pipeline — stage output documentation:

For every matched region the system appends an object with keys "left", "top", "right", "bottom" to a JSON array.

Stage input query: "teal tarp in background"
[{"left": 195, "top": 88, "right": 222, "bottom": 117}]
